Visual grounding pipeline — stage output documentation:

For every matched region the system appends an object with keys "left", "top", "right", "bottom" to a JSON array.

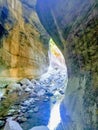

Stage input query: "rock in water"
[
  {"left": 4, "top": 118, "right": 23, "bottom": 130},
  {"left": 30, "top": 126, "right": 49, "bottom": 130},
  {"left": 20, "top": 79, "right": 31, "bottom": 86},
  {"left": 0, "top": 120, "right": 5, "bottom": 127},
  {"left": 6, "top": 83, "right": 22, "bottom": 93}
]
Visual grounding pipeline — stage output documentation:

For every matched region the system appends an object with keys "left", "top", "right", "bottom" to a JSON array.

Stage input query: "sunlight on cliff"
[{"left": 49, "top": 39, "right": 66, "bottom": 69}]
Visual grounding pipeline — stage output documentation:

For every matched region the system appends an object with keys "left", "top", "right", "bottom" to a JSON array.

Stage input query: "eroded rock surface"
[
  {"left": 0, "top": 0, "right": 49, "bottom": 79},
  {"left": 36, "top": 0, "right": 98, "bottom": 129}
]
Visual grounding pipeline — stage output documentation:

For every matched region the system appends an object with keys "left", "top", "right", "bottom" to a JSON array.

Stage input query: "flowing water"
[
  {"left": 0, "top": 66, "right": 67, "bottom": 130},
  {"left": 20, "top": 66, "right": 68, "bottom": 130}
]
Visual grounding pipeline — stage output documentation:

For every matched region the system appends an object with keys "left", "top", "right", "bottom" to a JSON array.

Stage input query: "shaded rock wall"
[
  {"left": 0, "top": 0, "right": 49, "bottom": 79},
  {"left": 36, "top": 0, "right": 98, "bottom": 129}
]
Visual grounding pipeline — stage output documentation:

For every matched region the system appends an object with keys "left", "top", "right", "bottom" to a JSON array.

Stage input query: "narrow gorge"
[{"left": 0, "top": 0, "right": 98, "bottom": 130}]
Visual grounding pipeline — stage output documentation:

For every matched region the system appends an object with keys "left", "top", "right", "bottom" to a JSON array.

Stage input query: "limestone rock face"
[
  {"left": 36, "top": 0, "right": 98, "bottom": 129},
  {"left": 0, "top": 0, "right": 49, "bottom": 79}
]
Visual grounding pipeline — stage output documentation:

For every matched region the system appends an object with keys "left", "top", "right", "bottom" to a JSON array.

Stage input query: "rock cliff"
[
  {"left": 36, "top": 0, "right": 98, "bottom": 129},
  {"left": 0, "top": 0, "right": 49, "bottom": 79},
  {"left": 0, "top": 0, "right": 98, "bottom": 129}
]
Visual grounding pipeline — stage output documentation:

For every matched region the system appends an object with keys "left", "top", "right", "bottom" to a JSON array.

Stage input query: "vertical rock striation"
[
  {"left": 0, "top": 0, "right": 49, "bottom": 79},
  {"left": 36, "top": 0, "right": 98, "bottom": 129}
]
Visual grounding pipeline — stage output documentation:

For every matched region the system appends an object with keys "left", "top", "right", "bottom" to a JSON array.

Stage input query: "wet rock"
[
  {"left": 0, "top": 120, "right": 5, "bottom": 127},
  {"left": 20, "top": 78, "right": 31, "bottom": 86},
  {"left": 29, "top": 126, "right": 49, "bottom": 130},
  {"left": 8, "top": 109, "right": 16, "bottom": 115},
  {"left": 25, "top": 88, "right": 31, "bottom": 92},
  {"left": 37, "top": 89, "right": 46, "bottom": 96},
  {"left": 34, "top": 86, "right": 41, "bottom": 93},
  {"left": 22, "top": 85, "right": 27, "bottom": 89},
  {"left": 59, "top": 90, "right": 65, "bottom": 95},
  {"left": 52, "top": 100, "right": 56, "bottom": 104},
  {"left": 28, "top": 109, "right": 34, "bottom": 113},
  {"left": 31, "top": 104, "right": 36, "bottom": 108},
  {"left": 20, "top": 117, "right": 27, "bottom": 122},
  {"left": 43, "top": 98, "right": 49, "bottom": 102},
  {"left": 24, "top": 113, "right": 31, "bottom": 119},
  {"left": 21, "top": 101, "right": 30, "bottom": 107},
  {"left": 52, "top": 98, "right": 57, "bottom": 104},
  {"left": 28, "top": 84, "right": 34, "bottom": 89},
  {"left": 31, "top": 79, "right": 38, "bottom": 84},
  {"left": 17, "top": 116, "right": 27, "bottom": 123},
  {"left": 21, "top": 107, "right": 27, "bottom": 113},
  {"left": 18, "top": 91, "right": 22, "bottom": 96},
  {"left": 34, "top": 98, "right": 40, "bottom": 101},
  {"left": 48, "top": 85, "right": 57, "bottom": 92},
  {"left": 33, "top": 106, "right": 39, "bottom": 113},
  {"left": 46, "top": 92, "right": 53, "bottom": 97},
  {"left": 1, "top": 96, "right": 7, "bottom": 101},
  {"left": 7, "top": 112, "right": 14, "bottom": 116}
]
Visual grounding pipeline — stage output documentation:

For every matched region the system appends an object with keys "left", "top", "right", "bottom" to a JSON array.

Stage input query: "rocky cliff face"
[
  {"left": 36, "top": 0, "right": 98, "bottom": 129},
  {"left": 0, "top": 0, "right": 49, "bottom": 79}
]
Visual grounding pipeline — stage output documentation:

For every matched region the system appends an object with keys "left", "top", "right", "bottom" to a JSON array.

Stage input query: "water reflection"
[
  {"left": 21, "top": 99, "right": 50, "bottom": 130},
  {"left": 48, "top": 102, "right": 61, "bottom": 130}
]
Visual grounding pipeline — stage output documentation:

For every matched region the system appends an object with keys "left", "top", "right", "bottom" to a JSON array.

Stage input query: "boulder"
[
  {"left": 4, "top": 118, "right": 23, "bottom": 130},
  {"left": 20, "top": 79, "right": 32, "bottom": 86},
  {"left": 6, "top": 83, "right": 22, "bottom": 93}
]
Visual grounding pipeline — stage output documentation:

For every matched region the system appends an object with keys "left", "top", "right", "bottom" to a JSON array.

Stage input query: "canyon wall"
[
  {"left": 0, "top": 0, "right": 98, "bottom": 129},
  {"left": 0, "top": 0, "right": 49, "bottom": 79},
  {"left": 36, "top": 0, "right": 98, "bottom": 129}
]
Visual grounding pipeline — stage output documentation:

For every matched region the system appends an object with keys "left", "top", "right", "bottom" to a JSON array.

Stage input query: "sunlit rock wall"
[
  {"left": 0, "top": 0, "right": 49, "bottom": 79},
  {"left": 36, "top": 0, "right": 98, "bottom": 129}
]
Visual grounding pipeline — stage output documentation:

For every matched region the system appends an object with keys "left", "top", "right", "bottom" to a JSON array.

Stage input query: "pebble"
[
  {"left": 43, "top": 98, "right": 49, "bottom": 102},
  {"left": 28, "top": 109, "right": 34, "bottom": 113},
  {"left": 18, "top": 117, "right": 27, "bottom": 123},
  {"left": 31, "top": 79, "right": 38, "bottom": 84},
  {"left": 8, "top": 109, "right": 16, "bottom": 114},
  {"left": 21, "top": 100, "right": 30, "bottom": 106},
  {"left": 22, "top": 85, "right": 27, "bottom": 89},
  {"left": 20, "top": 78, "right": 31, "bottom": 86},
  {"left": 33, "top": 107, "right": 39, "bottom": 113},
  {"left": 34, "top": 98, "right": 40, "bottom": 101},
  {"left": 21, "top": 108, "right": 27, "bottom": 113},
  {"left": 46, "top": 92, "right": 53, "bottom": 97},
  {"left": 37, "top": 89, "right": 46, "bottom": 96},
  {"left": 34, "top": 86, "right": 41, "bottom": 93},
  {"left": 59, "top": 90, "right": 65, "bottom": 95},
  {"left": 31, "top": 104, "right": 36, "bottom": 108},
  {"left": 24, "top": 113, "right": 31, "bottom": 119},
  {"left": 25, "top": 88, "right": 31, "bottom": 92}
]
